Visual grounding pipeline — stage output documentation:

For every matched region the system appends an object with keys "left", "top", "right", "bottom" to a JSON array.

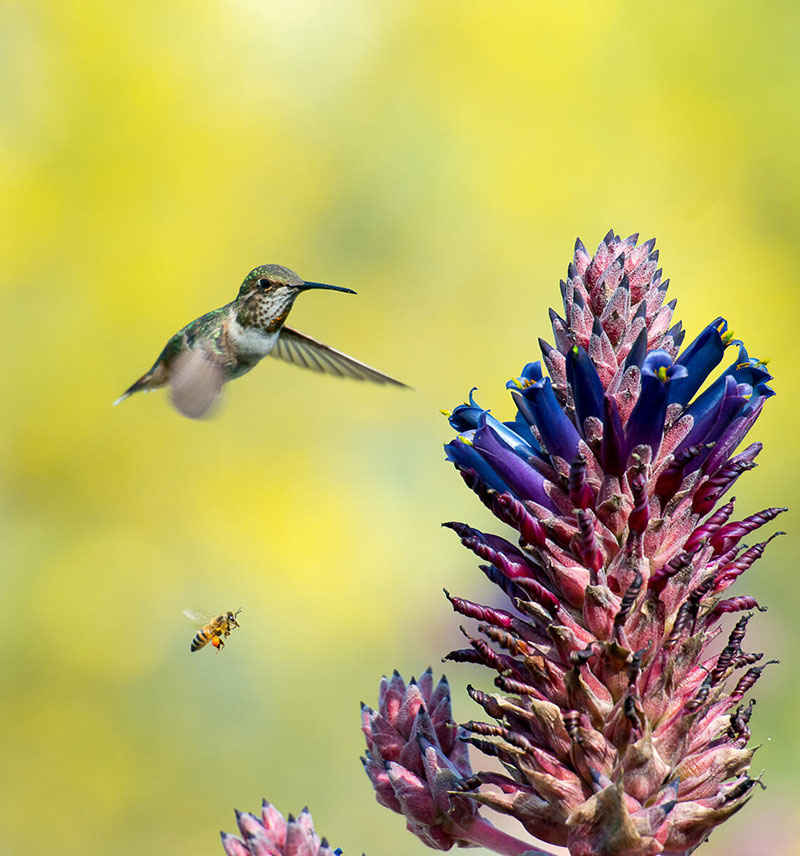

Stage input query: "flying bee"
[{"left": 183, "top": 608, "right": 241, "bottom": 652}]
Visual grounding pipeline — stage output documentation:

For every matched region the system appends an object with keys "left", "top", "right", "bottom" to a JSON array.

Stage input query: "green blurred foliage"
[{"left": 1, "top": 1, "right": 799, "bottom": 854}]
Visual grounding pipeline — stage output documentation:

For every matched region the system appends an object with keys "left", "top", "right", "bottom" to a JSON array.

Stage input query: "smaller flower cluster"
[
  {"left": 221, "top": 802, "right": 342, "bottom": 856},
  {"left": 361, "top": 668, "right": 477, "bottom": 849},
  {"left": 361, "top": 668, "right": 552, "bottom": 854}
]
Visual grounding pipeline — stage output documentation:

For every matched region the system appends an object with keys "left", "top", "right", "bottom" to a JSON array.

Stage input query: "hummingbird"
[{"left": 115, "top": 264, "right": 408, "bottom": 418}]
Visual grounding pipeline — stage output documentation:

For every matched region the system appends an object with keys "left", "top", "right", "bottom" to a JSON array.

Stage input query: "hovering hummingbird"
[{"left": 115, "top": 264, "right": 408, "bottom": 418}]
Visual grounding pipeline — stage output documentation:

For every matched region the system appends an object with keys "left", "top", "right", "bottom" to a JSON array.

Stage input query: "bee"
[{"left": 183, "top": 608, "right": 241, "bottom": 652}]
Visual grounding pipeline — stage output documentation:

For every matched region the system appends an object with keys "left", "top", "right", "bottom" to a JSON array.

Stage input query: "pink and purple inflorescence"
[
  {"left": 362, "top": 231, "right": 782, "bottom": 856},
  {"left": 221, "top": 802, "right": 342, "bottom": 856},
  {"left": 360, "top": 668, "right": 477, "bottom": 848}
]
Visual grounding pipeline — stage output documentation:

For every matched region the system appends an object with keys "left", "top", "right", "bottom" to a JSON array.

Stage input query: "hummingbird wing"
[
  {"left": 169, "top": 346, "right": 225, "bottom": 418},
  {"left": 271, "top": 326, "right": 408, "bottom": 387}
]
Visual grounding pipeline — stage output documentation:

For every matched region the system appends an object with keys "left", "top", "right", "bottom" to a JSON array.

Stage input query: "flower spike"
[
  {"left": 439, "top": 231, "right": 780, "bottom": 856},
  {"left": 362, "top": 668, "right": 553, "bottom": 855}
]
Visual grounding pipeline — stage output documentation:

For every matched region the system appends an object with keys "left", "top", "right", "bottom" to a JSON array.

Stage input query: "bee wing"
[
  {"left": 271, "top": 326, "right": 409, "bottom": 387},
  {"left": 169, "top": 346, "right": 225, "bottom": 419},
  {"left": 183, "top": 608, "right": 213, "bottom": 626}
]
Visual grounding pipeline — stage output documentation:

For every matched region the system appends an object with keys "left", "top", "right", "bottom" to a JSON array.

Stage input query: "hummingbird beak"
[{"left": 298, "top": 281, "right": 357, "bottom": 295}]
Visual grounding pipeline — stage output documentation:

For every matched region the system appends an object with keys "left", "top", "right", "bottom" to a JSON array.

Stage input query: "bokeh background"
[{"left": 2, "top": 1, "right": 799, "bottom": 854}]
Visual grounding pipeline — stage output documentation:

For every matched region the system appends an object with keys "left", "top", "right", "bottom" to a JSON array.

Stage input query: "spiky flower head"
[
  {"left": 438, "top": 231, "right": 781, "bottom": 856},
  {"left": 361, "top": 667, "right": 553, "bottom": 854},
  {"left": 221, "top": 802, "right": 341, "bottom": 856},
  {"left": 361, "top": 667, "right": 477, "bottom": 849}
]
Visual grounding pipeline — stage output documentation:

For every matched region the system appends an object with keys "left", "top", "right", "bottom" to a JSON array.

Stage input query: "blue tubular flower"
[
  {"left": 433, "top": 231, "right": 780, "bottom": 856},
  {"left": 667, "top": 317, "right": 729, "bottom": 405},
  {"left": 510, "top": 375, "right": 581, "bottom": 463},
  {"left": 742, "top": 380, "right": 775, "bottom": 414},
  {"left": 447, "top": 388, "right": 486, "bottom": 433},
  {"left": 517, "top": 361, "right": 545, "bottom": 383},
  {"left": 502, "top": 410, "right": 542, "bottom": 456},
  {"left": 681, "top": 375, "right": 745, "bottom": 448},
  {"left": 448, "top": 389, "right": 540, "bottom": 460},
  {"left": 472, "top": 415, "right": 555, "bottom": 510},
  {"left": 625, "top": 350, "right": 688, "bottom": 458},
  {"left": 444, "top": 437, "right": 511, "bottom": 495},
  {"left": 675, "top": 376, "right": 737, "bottom": 471},
  {"left": 675, "top": 347, "right": 774, "bottom": 476},
  {"left": 731, "top": 351, "right": 775, "bottom": 414},
  {"left": 565, "top": 344, "right": 604, "bottom": 433},
  {"left": 726, "top": 343, "right": 772, "bottom": 387},
  {"left": 704, "top": 395, "right": 769, "bottom": 477},
  {"left": 686, "top": 343, "right": 773, "bottom": 422}
]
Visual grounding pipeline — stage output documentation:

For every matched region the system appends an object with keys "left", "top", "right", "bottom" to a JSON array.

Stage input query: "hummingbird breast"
[
  {"left": 229, "top": 318, "right": 280, "bottom": 362},
  {"left": 224, "top": 292, "right": 294, "bottom": 376}
]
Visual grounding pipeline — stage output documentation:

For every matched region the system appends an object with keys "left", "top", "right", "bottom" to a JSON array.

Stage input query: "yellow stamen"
[
  {"left": 440, "top": 409, "right": 452, "bottom": 418},
  {"left": 656, "top": 365, "right": 668, "bottom": 382},
  {"left": 459, "top": 436, "right": 474, "bottom": 447}
]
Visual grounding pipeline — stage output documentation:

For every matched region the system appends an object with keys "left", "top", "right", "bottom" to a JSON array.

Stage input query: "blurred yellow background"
[{"left": 1, "top": 1, "right": 799, "bottom": 854}]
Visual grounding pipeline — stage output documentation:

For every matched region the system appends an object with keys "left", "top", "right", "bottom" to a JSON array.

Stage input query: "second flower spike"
[{"left": 361, "top": 668, "right": 477, "bottom": 849}]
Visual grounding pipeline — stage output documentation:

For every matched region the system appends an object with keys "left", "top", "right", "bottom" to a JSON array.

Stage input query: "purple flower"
[{"left": 437, "top": 231, "right": 782, "bottom": 855}]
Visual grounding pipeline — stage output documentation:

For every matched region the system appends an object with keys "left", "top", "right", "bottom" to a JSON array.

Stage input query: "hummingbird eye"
[{"left": 257, "top": 278, "right": 270, "bottom": 289}]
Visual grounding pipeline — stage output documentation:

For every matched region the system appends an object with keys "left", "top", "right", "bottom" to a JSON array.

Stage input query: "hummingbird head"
[
  {"left": 237, "top": 264, "right": 356, "bottom": 299},
  {"left": 236, "top": 265, "right": 356, "bottom": 329}
]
